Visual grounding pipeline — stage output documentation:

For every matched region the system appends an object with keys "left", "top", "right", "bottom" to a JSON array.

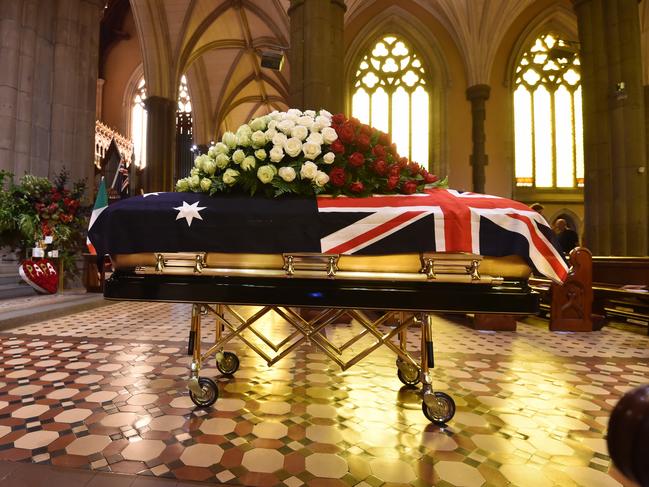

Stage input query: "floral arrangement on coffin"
[{"left": 176, "top": 109, "right": 446, "bottom": 198}]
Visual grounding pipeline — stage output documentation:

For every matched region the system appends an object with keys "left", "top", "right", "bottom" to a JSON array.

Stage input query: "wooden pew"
[{"left": 530, "top": 252, "right": 649, "bottom": 334}]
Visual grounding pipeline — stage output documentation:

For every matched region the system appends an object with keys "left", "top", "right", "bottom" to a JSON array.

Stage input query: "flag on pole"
[{"left": 86, "top": 177, "right": 108, "bottom": 255}]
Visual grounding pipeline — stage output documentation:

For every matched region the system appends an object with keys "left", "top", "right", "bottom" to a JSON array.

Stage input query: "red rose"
[
  {"left": 379, "top": 132, "right": 391, "bottom": 145},
  {"left": 425, "top": 173, "right": 439, "bottom": 183},
  {"left": 408, "top": 162, "right": 420, "bottom": 175},
  {"left": 332, "top": 113, "right": 346, "bottom": 126},
  {"left": 349, "top": 117, "right": 361, "bottom": 127},
  {"left": 348, "top": 152, "right": 365, "bottom": 167},
  {"left": 389, "top": 164, "right": 401, "bottom": 177},
  {"left": 372, "top": 159, "right": 388, "bottom": 176},
  {"left": 372, "top": 145, "right": 386, "bottom": 158},
  {"left": 51, "top": 192, "right": 62, "bottom": 202},
  {"left": 356, "top": 134, "right": 371, "bottom": 151},
  {"left": 360, "top": 124, "right": 372, "bottom": 135},
  {"left": 399, "top": 157, "right": 409, "bottom": 167},
  {"left": 386, "top": 176, "right": 399, "bottom": 190},
  {"left": 337, "top": 124, "right": 356, "bottom": 144},
  {"left": 329, "top": 167, "right": 346, "bottom": 187},
  {"left": 349, "top": 181, "right": 364, "bottom": 193},
  {"left": 331, "top": 140, "right": 345, "bottom": 154},
  {"left": 402, "top": 180, "right": 418, "bottom": 194}
]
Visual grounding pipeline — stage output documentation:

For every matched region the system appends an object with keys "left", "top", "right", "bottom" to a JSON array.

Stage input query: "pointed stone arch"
[{"left": 344, "top": 5, "right": 451, "bottom": 176}]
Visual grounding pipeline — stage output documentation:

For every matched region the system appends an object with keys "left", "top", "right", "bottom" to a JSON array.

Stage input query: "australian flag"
[{"left": 87, "top": 189, "right": 569, "bottom": 283}]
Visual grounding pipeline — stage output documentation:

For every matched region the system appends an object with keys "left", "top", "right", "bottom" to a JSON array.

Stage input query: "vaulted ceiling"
[{"left": 127, "top": 0, "right": 648, "bottom": 141}]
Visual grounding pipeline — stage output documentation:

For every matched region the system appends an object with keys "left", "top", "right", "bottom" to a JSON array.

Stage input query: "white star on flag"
[
  {"left": 174, "top": 201, "right": 206, "bottom": 227},
  {"left": 142, "top": 192, "right": 160, "bottom": 198}
]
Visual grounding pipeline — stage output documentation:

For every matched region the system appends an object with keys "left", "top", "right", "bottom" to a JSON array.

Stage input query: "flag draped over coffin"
[{"left": 87, "top": 189, "right": 569, "bottom": 283}]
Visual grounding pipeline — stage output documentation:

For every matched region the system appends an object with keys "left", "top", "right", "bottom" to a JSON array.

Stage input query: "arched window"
[
  {"left": 514, "top": 33, "right": 584, "bottom": 189},
  {"left": 351, "top": 35, "right": 430, "bottom": 167},
  {"left": 131, "top": 78, "right": 147, "bottom": 168},
  {"left": 176, "top": 75, "right": 194, "bottom": 180}
]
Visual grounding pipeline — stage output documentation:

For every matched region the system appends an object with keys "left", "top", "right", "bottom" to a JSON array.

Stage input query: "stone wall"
[{"left": 0, "top": 0, "right": 102, "bottom": 186}]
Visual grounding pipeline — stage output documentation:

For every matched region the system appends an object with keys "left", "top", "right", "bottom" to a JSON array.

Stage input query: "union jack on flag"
[{"left": 317, "top": 189, "right": 569, "bottom": 283}]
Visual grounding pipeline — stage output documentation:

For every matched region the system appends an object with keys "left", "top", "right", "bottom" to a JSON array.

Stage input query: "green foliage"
[{"left": 0, "top": 169, "right": 90, "bottom": 273}]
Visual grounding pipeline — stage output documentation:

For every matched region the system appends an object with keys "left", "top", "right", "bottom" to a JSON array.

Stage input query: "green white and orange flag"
[{"left": 86, "top": 177, "right": 108, "bottom": 255}]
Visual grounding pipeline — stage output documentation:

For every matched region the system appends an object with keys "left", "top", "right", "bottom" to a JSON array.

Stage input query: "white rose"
[
  {"left": 241, "top": 156, "right": 256, "bottom": 171},
  {"left": 268, "top": 120, "right": 278, "bottom": 131},
  {"left": 304, "top": 110, "right": 316, "bottom": 118},
  {"left": 277, "top": 119, "right": 295, "bottom": 135},
  {"left": 236, "top": 124, "right": 252, "bottom": 136},
  {"left": 314, "top": 171, "right": 330, "bottom": 187},
  {"left": 310, "top": 121, "right": 323, "bottom": 132},
  {"left": 237, "top": 133, "right": 252, "bottom": 147},
  {"left": 284, "top": 137, "right": 303, "bottom": 158},
  {"left": 222, "top": 168, "right": 240, "bottom": 185},
  {"left": 176, "top": 178, "right": 190, "bottom": 192},
  {"left": 319, "top": 109, "right": 332, "bottom": 119},
  {"left": 321, "top": 127, "right": 338, "bottom": 144},
  {"left": 306, "top": 132, "right": 324, "bottom": 145},
  {"left": 252, "top": 130, "right": 267, "bottom": 148},
  {"left": 190, "top": 167, "right": 200, "bottom": 177},
  {"left": 222, "top": 131, "right": 237, "bottom": 148},
  {"left": 278, "top": 166, "right": 296, "bottom": 182},
  {"left": 300, "top": 161, "right": 318, "bottom": 180},
  {"left": 268, "top": 111, "right": 281, "bottom": 121},
  {"left": 297, "top": 115, "right": 314, "bottom": 128},
  {"left": 287, "top": 108, "right": 302, "bottom": 117},
  {"left": 291, "top": 125, "right": 309, "bottom": 141},
  {"left": 207, "top": 146, "right": 218, "bottom": 158},
  {"left": 315, "top": 115, "right": 331, "bottom": 128},
  {"left": 270, "top": 145, "right": 284, "bottom": 163},
  {"left": 200, "top": 177, "right": 212, "bottom": 191},
  {"left": 257, "top": 164, "right": 276, "bottom": 184},
  {"left": 213, "top": 142, "right": 229, "bottom": 155},
  {"left": 232, "top": 149, "right": 246, "bottom": 165},
  {"left": 249, "top": 117, "right": 267, "bottom": 132},
  {"left": 190, "top": 175, "right": 200, "bottom": 188},
  {"left": 265, "top": 128, "right": 277, "bottom": 143},
  {"left": 255, "top": 149, "right": 267, "bottom": 161},
  {"left": 215, "top": 153, "right": 230, "bottom": 169},
  {"left": 194, "top": 154, "right": 210, "bottom": 169},
  {"left": 323, "top": 152, "right": 335, "bottom": 164},
  {"left": 272, "top": 132, "right": 288, "bottom": 147},
  {"left": 285, "top": 113, "right": 299, "bottom": 123},
  {"left": 302, "top": 141, "right": 322, "bottom": 160},
  {"left": 203, "top": 158, "right": 217, "bottom": 175}
]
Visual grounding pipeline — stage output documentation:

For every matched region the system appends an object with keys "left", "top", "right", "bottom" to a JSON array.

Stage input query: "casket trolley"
[{"left": 106, "top": 250, "right": 537, "bottom": 424}]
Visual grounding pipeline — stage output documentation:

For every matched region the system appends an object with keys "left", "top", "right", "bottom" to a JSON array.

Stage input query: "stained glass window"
[
  {"left": 131, "top": 78, "right": 147, "bottom": 169},
  {"left": 131, "top": 76, "right": 193, "bottom": 169},
  {"left": 351, "top": 35, "right": 430, "bottom": 167},
  {"left": 514, "top": 33, "right": 584, "bottom": 188}
]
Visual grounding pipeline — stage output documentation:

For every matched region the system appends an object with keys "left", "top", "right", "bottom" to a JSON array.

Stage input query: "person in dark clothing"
[{"left": 554, "top": 218, "right": 579, "bottom": 254}]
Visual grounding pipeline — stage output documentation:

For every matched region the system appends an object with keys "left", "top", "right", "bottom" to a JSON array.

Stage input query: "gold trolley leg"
[
  {"left": 396, "top": 312, "right": 421, "bottom": 386},
  {"left": 420, "top": 313, "right": 455, "bottom": 425},
  {"left": 188, "top": 304, "right": 203, "bottom": 396}
]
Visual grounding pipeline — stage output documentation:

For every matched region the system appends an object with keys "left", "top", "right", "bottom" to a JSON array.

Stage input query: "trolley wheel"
[
  {"left": 396, "top": 359, "right": 420, "bottom": 386},
  {"left": 422, "top": 392, "right": 455, "bottom": 425},
  {"left": 189, "top": 377, "right": 219, "bottom": 408},
  {"left": 217, "top": 352, "right": 240, "bottom": 375}
]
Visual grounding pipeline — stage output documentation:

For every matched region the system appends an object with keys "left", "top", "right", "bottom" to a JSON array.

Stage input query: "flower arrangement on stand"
[
  {"left": 176, "top": 109, "right": 446, "bottom": 198},
  {"left": 0, "top": 169, "right": 89, "bottom": 291}
]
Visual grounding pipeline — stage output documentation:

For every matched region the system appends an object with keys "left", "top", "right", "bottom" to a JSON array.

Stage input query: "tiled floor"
[{"left": 0, "top": 301, "right": 646, "bottom": 486}]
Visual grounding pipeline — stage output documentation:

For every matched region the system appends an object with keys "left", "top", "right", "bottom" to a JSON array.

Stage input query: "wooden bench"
[
  {"left": 591, "top": 257, "right": 649, "bottom": 333},
  {"left": 530, "top": 253, "right": 649, "bottom": 334}
]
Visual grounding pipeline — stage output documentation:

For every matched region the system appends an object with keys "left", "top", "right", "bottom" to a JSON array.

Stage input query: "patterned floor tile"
[{"left": 0, "top": 301, "right": 646, "bottom": 485}]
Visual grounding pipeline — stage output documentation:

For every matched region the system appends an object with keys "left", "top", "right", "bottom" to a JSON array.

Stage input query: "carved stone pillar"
[
  {"left": 466, "top": 84, "right": 490, "bottom": 194},
  {"left": 288, "top": 0, "right": 346, "bottom": 114},
  {"left": 143, "top": 96, "right": 176, "bottom": 193},
  {"left": 573, "top": 0, "right": 648, "bottom": 255}
]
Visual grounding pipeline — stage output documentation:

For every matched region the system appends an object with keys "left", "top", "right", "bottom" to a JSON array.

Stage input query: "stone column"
[
  {"left": 466, "top": 84, "right": 490, "bottom": 194},
  {"left": 573, "top": 0, "right": 647, "bottom": 255},
  {"left": 143, "top": 96, "right": 176, "bottom": 192},
  {"left": 49, "top": 0, "right": 104, "bottom": 185},
  {"left": 288, "top": 0, "right": 346, "bottom": 114}
]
